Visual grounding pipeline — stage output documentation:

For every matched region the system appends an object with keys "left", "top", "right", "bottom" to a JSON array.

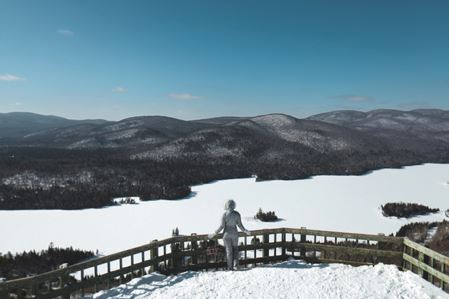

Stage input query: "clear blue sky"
[{"left": 1, "top": 0, "right": 449, "bottom": 120}]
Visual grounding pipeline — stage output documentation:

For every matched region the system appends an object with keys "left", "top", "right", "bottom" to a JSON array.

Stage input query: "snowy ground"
[
  {"left": 90, "top": 260, "right": 449, "bottom": 299},
  {"left": 1, "top": 163, "right": 449, "bottom": 255}
]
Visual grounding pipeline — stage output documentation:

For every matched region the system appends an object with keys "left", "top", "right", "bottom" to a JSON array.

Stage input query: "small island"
[
  {"left": 255, "top": 208, "right": 280, "bottom": 222},
  {"left": 381, "top": 202, "right": 439, "bottom": 218}
]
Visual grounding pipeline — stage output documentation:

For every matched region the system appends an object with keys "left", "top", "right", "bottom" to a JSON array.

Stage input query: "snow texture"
[
  {"left": 90, "top": 260, "right": 448, "bottom": 299},
  {"left": 2, "top": 170, "right": 94, "bottom": 190}
]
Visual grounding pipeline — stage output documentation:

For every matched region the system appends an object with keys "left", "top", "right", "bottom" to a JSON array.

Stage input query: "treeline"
[
  {"left": 381, "top": 202, "right": 440, "bottom": 218},
  {"left": 396, "top": 220, "right": 449, "bottom": 256},
  {"left": 0, "top": 148, "right": 251, "bottom": 209},
  {"left": 0, "top": 245, "right": 94, "bottom": 280},
  {"left": 0, "top": 146, "right": 448, "bottom": 210}
]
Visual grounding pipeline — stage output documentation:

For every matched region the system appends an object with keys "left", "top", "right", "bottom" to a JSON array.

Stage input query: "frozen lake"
[{"left": 1, "top": 163, "right": 448, "bottom": 255}]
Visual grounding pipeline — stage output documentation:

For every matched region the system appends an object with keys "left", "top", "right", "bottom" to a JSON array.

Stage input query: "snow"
[
  {"left": 90, "top": 260, "right": 449, "bottom": 299},
  {"left": 104, "top": 128, "right": 139, "bottom": 140},
  {"left": 2, "top": 170, "right": 94, "bottom": 190},
  {"left": 112, "top": 196, "right": 142, "bottom": 205},
  {"left": 0, "top": 164, "right": 448, "bottom": 255},
  {"left": 425, "top": 226, "right": 438, "bottom": 244}
]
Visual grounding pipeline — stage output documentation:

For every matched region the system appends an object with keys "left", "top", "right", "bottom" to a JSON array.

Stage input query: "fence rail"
[
  {"left": 403, "top": 237, "right": 449, "bottom": 291},
  {"left": 0, "top": 227, "right": 446, "bottom": 298}
]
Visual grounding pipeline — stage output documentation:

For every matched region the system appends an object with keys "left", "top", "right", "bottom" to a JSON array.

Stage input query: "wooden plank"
[
  {"left": 290, "top": 242, "right": 402, "bottom": 258},
  {"left": 284, "top": 227, "right": 403, "bottom": 244},
  {"left": 404, "top": 238, "right": 449, "bottom": 265},
  {"left": 403, "top": 253, "right": 449, "bottom": 284}
]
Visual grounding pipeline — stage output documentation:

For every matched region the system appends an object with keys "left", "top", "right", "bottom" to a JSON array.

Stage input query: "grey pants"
[{"left": 223, "top": 235, "right": 239, "bottom": 270}]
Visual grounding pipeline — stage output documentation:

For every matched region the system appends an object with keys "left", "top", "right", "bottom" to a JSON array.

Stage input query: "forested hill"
[{"left": 1, "top": 109, "right": 449, "bottom": 210}]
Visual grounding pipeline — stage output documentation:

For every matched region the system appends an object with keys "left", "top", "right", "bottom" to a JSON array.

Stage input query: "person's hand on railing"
[{"left": 208, "top": 233, "right": 217, "bottom": 239}]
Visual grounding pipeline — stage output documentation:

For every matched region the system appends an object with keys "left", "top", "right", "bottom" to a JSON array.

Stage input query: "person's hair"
[{"left": 224, "top": 199, "right": 236, "bottom": 210}]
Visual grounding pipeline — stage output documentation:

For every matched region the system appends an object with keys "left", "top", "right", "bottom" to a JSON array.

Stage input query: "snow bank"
[
  {"left": 91, "top": 260, "right": 448, "bottom": 299},
  {"left": 1, "top": 164, "right": 448, "bottom": 255}
]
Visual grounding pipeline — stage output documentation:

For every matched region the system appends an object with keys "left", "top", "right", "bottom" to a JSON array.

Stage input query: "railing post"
[
  {"left": 171, "top": 239, "right": 183, "bottom": 273},
  {"left": 94, "top": 265, "right": 98, "bottom": 293},
  {"left": 107, "top": 261, "right": 111, "bottom": 289},
  {"left": 418, "top": 252, "right": 424, "bottom": 277},
  {"left": 263, "top": 233, "right": 269, "bottom": 263},
  {"left": 191, "top": 236, "right": 198, "bottom": 266},
  {"left": 300, "top": 233, "right": 306, "bottom": 257},
  {"left": 141, "top": 252, "right": 145, "bottom": 276},
  {"left": 429, "top": 257, "right": 434, "bottom": 284},
  {"left": 151, "top": 241, "right": 159, "bottom": 273},
  {"left": 60, "top": 274, "right": 70, "bottom": 299},
  {"left": 281, "top": 229, "right": 286, "bottom": 258},
  {"left": 130, "top": 255, "right": 135, "bottom": 279},
  {"left": 119, "top": 258, "right": 123, "bottom": 284},
  {"left": 441, "top": 264, "right": 445, "bottom": 290},
  {"left": 81, "top": 269, "right": 85, "bottom": 297}
]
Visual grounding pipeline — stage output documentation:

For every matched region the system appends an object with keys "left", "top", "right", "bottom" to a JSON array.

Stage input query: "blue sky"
[{"left": 1, "top": 0, "right": 449, "bottom": 120}]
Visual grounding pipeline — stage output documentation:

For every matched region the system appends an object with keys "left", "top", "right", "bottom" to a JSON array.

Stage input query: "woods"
[
  {"left": 0, "top": 245, "right": 94, "bottom": 280},
  {"left": 1, "top": 146, "right": 447, "bottom": 210}
]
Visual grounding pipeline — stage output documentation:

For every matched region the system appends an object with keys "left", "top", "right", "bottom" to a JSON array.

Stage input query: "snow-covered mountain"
[
  {"left": 0, "top": 112, "right": 109, "bottom": 139},
  {"left": 132, "top": 113, "right": 381, "bottom": 160},
  {"left": 3, "top": 109, "right": 449, "bottom": 210},
  {"left": 19, "top": 116, "right": 211, "bottom": 149},
  {"left": 3, "top": 110, "right": 449, "bottom": 156},
  {"left": 305, "top": 109, "right": 449, "bottom": 154}
]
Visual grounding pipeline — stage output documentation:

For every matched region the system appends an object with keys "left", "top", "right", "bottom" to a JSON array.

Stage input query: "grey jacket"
[{"left": 215, "top": 210, "right": 247, "bottom": 238}]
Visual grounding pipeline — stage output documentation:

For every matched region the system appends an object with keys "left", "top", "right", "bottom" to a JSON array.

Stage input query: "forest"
[
  {"left": 0, "top": 146, "right": 448, "bottom": 210},
  {"left": 0, "top": 245, "right": 94, "bottom": 280}
]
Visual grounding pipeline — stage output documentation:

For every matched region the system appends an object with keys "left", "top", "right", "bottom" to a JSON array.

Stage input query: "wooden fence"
[
  {"left": 0, "top": 227, "right": 445, "bottom": 298},
  {"left": 403, "top": 237, "right": 449, "bottom": 291}
]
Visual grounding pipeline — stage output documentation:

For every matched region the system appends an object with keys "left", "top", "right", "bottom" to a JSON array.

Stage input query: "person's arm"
[
  {"left": 215, "top": 213, "right": 226, "bottom": 234},
  {"left": 209, "top": 213, "right": 225, "bottom": 239},
  {"left": 237, "top": 212, "right": 251, "bottom": 235}
]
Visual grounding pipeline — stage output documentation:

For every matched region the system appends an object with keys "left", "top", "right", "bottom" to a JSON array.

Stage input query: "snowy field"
[
  {"left": 1, "top": 163, "right": 449, "bottom": 255},
  {"left": 90, "top": 260, "right": 448, "bottom": 299}
]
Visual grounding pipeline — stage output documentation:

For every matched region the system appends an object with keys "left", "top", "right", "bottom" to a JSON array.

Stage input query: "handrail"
[
  {"left": 402, "top": 237, "right": 449, "bottom": 291},
  {"left": 0, "top": 227, "right": 397, "bottom": 287},
  {"left": 403, "top": 238, "right": 449, "bottom": 264},
  {"left": 1, "top": 227, "right": 445, "bottom": 298}
]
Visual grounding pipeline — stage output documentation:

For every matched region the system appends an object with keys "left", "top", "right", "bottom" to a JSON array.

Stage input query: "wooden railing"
[
  {"left": 403, "top": 237, "right": 449, "bottom": 292},
  {"left": 0, "top": 227, "right": 437, "bottom": 299}
]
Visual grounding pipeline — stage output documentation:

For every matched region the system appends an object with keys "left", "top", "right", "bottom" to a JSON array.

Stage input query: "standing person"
[{"left": 209, "top": 199, "right": 251, "bottom": 270}]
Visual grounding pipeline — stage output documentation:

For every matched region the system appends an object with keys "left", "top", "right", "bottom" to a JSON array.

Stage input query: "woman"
[{"left": 209, "top": 199, "right": 251, "bottom": 270}]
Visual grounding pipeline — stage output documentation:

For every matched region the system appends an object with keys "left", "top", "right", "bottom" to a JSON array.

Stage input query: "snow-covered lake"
[{"left": 1, "top": 163, "right": 448, "bottom": 255}]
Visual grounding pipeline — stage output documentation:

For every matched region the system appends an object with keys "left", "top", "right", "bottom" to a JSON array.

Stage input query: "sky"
[{"left": 1, "top": 0, "right": 449, "bottom": 121}]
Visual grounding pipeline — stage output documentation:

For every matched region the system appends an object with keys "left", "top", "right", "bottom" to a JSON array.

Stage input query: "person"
[{"left": 208, "top": 199, "right": 251, "bottom": 270}]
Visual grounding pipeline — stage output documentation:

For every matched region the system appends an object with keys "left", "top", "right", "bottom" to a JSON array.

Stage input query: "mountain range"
[
  {"left": 2, "top": 109, "right": 449, "bottom": 160},
  {"left": 2, "top": 109, "right": 449, "bottom": 209}
]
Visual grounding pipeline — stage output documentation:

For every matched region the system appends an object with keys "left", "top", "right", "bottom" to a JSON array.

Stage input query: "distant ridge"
[{"left": 2, "top": 109, "right": 449, "bottom": 158}]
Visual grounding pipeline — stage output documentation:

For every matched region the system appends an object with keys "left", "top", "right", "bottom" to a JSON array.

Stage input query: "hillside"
[
  {"left": 0, "top": 112, "right": 109, "bottom": 140},
  {"left": 2, "top": 109, "right": 449, "bottom": 209},
  {"left": 307, "top": 109, "right": 449, "bottom": 152}
]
